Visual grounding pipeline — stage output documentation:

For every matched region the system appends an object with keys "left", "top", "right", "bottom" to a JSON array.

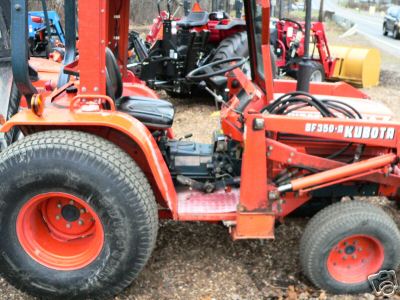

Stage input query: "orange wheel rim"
[
  {"left": 17, "top": 192, "right": 104, "bottom": 271},
  {"left": 326, "top": 234, "right": 384, "bottom": 284}
]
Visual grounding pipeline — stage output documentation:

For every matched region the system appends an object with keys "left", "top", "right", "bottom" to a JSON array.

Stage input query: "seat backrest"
[
  {"left": 105, "top": 47, "right": 123, "bottom": 100},
  {"left": 177, "top": 11, "right": 209, "bottom": 28}
]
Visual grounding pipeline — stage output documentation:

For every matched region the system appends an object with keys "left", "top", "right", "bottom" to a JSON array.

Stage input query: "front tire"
[
  {"left": 308, "top": 61, "right": 325, "bottom": 82},
  {"left": 394, "top": 27, "right": 400, "bottom": 40},
  {"left": 0, "top": 130, "right": 158, "bottom": 299},
  {"left": 300, "top": 201, "right": 400, "bottom": 294},
  {"left": 383, "top": 23, "right": 388, "bottom": 36}
]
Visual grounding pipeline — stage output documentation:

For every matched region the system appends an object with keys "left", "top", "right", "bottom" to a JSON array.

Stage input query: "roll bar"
[
  {"left": 11, "top": 0, "right": 37, "bottom": 101},
  {"left": 58, "top": 0, "right": 77, "bottom": 87}
]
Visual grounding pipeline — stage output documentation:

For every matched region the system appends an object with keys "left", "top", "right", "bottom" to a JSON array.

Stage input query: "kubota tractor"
[{"left": 1, "top": 0, "right": 400, "bottom": 299}]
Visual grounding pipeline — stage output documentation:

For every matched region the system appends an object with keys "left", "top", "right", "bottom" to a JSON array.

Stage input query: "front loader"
[{"left": 1, "top": 0, "right": 400, "bottom": 299}]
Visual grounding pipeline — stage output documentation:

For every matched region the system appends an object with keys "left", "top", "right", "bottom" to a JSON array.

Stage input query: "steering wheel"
[
  {"left": 186, "top": 57, "right": 247, "bottom": 82},
  {"left": 280, "top": 18, "right": 303, "bottom": 32}
]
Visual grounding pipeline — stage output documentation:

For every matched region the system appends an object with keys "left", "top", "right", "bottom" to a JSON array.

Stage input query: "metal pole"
[
  {"left": 212, "top": 0, "right": 217, "bottom": 11},
  {"left": 40, "top": 0, "right": 51, "bottom": 43},
  {"left": 303, "top": 0, "right": 312, "bottom": 58},
  {"left": 235, "top": 0, "right": 242, "bottom": 18},
  {"left": 319, "top": 0, "right": 325, "bottom": 22},
  {"left": 296, "top": 0, "right": 313, "bottom": 92},
  {"left": 278, "top": 0, "right": 283, "bottom": 19},
  {"left": 184, "top": 0, "right": 191, "bottom": 16}
]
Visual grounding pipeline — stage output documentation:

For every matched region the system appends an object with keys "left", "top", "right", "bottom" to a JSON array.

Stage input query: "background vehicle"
[
  {"left": 1, "top": 0, "right": 400, "bottom": 299},
  {"left": 383, "top": 5, "right": 400, "bottom": 39},
  {"left": 128, "top": 0, "right": 248, "bottom": 96},
  {"left": 271, "top": 17, "right": 381, "bottom": 87},
  {"left": 28, "top": 10, "right": 65, "bottom": 58}
]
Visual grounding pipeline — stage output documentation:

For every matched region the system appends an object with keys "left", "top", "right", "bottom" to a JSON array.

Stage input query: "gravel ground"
[{"left": 2, "top": 24, "right": 400, "bottom": 300}]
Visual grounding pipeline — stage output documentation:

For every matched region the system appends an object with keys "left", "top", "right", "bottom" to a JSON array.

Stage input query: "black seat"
[
  {"left": 105, "top": 48, "right": 175, "bottom": 129},
  {"left": 118, "top": 96, "right": 174, "bottom": 129},
  {"left": 270, "top": 27, "right": 278, "bottom": 47},
  {"left": 177, "top": 11, "right": 209, "bottom": 28}
]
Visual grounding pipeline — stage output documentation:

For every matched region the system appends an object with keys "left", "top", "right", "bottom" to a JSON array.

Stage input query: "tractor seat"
[
  {"left": 270, "top": 27, "right": 278, "bottom": 47},
  {"left": 118, "top": 96, "right": 174, "bottom": 129},
  {"left": 105, "top": 48, "right": 175, "bottom": 129},
  {"left": 177, "top": 11, "right": 209, "bottom": 28}
]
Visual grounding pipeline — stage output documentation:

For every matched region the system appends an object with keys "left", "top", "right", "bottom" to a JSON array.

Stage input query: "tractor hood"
[{"left": 285, "top": 96, "right": 394, "bottom": 122}]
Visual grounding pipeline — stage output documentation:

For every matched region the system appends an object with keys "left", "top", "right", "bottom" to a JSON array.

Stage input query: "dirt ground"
[{"left": 2, "top": 25, "right": 400, "bottom": 300}]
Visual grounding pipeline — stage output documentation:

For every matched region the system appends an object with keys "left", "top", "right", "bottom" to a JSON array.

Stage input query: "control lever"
[{"left": 200, "top": 81, "right": 224, "bottom": 110}]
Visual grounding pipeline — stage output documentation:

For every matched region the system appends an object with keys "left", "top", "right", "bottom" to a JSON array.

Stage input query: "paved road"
[{"left": 315, "top": 0, "right": 400, "bottom": 57}]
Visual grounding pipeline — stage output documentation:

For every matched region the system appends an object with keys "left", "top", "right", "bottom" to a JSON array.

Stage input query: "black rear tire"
[
  {"left": 212, "top": 32, "right": 277, "bottom": 79},
  {"left": 300, "top": 201, "right": 400, "bottom": 294},
  {"left": 212, "top": 31, "right": 249, "bottom": 62},
  {"left": 0, "top": 130, "right": 158, "bottom": 299}
]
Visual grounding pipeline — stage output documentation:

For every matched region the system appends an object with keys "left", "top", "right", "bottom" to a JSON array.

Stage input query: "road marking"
[
  {"left": 340, "top": 25, "right": 358, "bottom": 38},
  {"left": 360, "top": 31, "right": 400, "bottom": 53}
]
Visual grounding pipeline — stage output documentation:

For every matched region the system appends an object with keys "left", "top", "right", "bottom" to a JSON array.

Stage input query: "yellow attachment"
[{"left": 330, "top": 46, "right": 381, "bottom": 88}]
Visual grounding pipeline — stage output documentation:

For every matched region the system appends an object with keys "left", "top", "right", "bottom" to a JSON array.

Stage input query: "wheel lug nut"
[
  {"left": 80, "top": 208, "right": 86, "bottom": 214},
  {"left": 66, "top": 223, "right": 71, "bottom": 229},
  {"left": 55, "top": 215, "right": 61, "bottom": 220},
  {"left": 57, "top": 203, "right": 62, "bottom": 209},
  {"left": 78, "top": 219, "right": 84, "bottom": 226},
  {"left": 69, "top": 200, "right": 74, "bottom": 205},
  {"left": 352, "top": 255, "right": 357, "bottom": 259},
  {"left": 358, "top": 247, "right": 362, "bottom": 252}
]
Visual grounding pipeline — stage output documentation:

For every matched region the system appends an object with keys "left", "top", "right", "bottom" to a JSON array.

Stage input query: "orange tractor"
[{"left": 1, "top": 0, "right": 400, "bottom": 299}]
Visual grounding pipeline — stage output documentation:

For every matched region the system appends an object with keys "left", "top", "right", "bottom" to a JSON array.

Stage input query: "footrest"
[
  {"left": 231, "top": 213, "right": 275, "bottom": 240},
  {"left": 177, "top": 188, "right": 239, "bottom": 221}
]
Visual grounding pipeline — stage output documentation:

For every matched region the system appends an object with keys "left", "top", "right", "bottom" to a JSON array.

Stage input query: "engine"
[{"left": 160, "top": 131, "right": 242, "bottom": 193}]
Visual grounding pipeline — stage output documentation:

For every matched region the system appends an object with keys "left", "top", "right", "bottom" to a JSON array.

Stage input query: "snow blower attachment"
[{"left": 330, "top": 46, "right": 381, "bottom": 88}]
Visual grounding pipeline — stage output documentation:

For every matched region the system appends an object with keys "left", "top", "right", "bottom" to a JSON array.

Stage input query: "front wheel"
[
  {"left": 0, "top": 130, "right": 158, "bottom": 299},
  {"left": 383, "top": 23, "right": 388, "bottom": 36},
  {"left": 309, "top": 61, "right": 325, "bottom": 82},
  {"left": 300, "top": 200, "right": 400, "bottom": 294},
  {"left": 394, "top": 27, "right": 400, "bottom": 40}
]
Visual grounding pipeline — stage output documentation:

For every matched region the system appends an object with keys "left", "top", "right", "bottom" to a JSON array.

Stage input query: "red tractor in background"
[
  {"left": 1, "top": 0, "right": 400, "bottom": 299},
  {"left": 271, "top": 17, "right": 381, "bottom": 87},
  {"left": 128, "top": 0, "right": 249, "bottom": 97},
  {"left": 272, "top": 18, "right": 333, "bottom": 81}
]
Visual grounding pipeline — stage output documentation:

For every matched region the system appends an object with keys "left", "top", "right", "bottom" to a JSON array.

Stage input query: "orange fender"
[{"left": 1, "top": 108, "right": 177, "bottom": 216}]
